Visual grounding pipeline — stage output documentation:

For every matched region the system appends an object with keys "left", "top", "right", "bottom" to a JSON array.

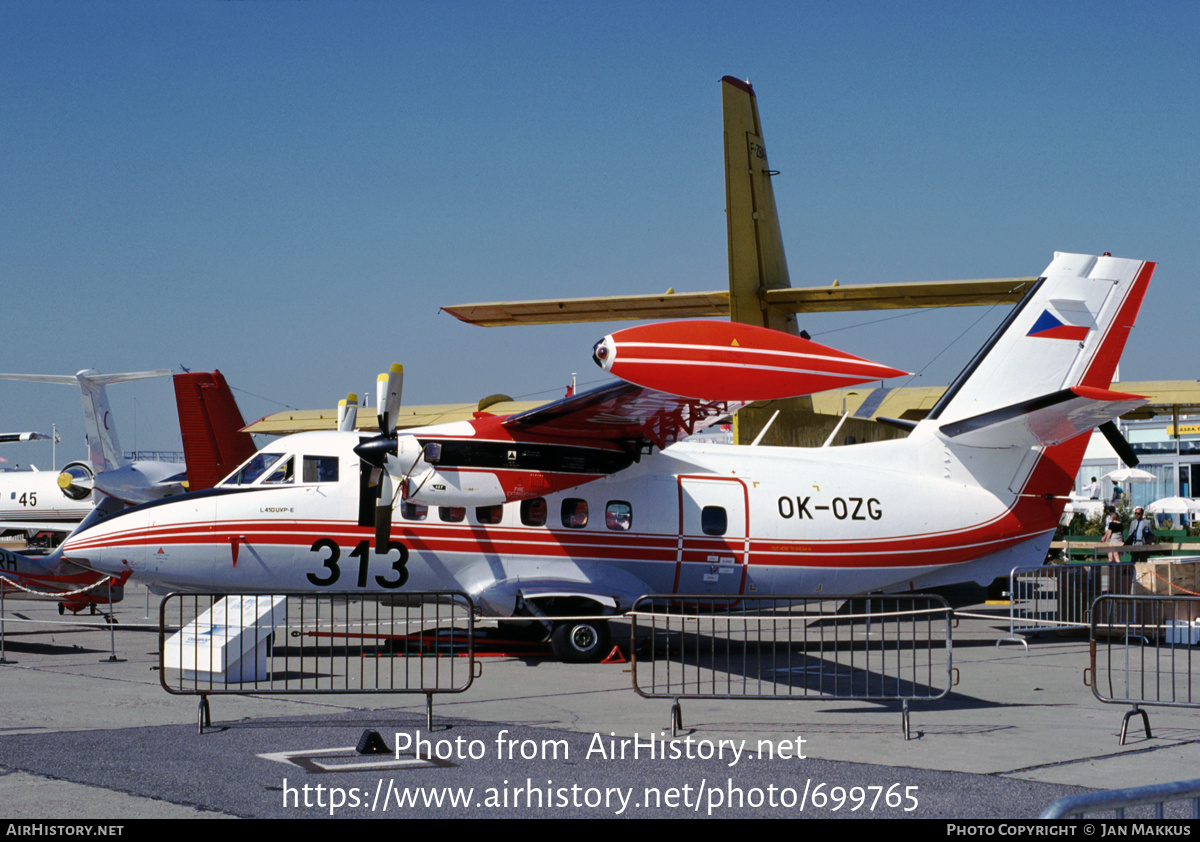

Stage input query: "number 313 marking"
[{"left": 306, "top": 539, "right": 409, "bottom": 588}]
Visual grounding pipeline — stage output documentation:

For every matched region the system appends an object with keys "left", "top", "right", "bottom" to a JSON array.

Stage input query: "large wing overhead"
[
  {"left": 441, "top": 278, "right": 1037, "bottom": 327},
  {"left": 442, "top": 291, "right": 729, "bottom": 327},
  {"left": 244, "top": 399, "right": 543, "bottom": 435},
  {"left": 502, "top": 381, "right": 737, "bottom": 450},
  {"left": 362, "top": 381, "right": 740, "bottom": 511},
  {"left": 504, "top": 318, "right": 906, "bottom": 448},
  {"left": 363, "top": 321, "right": 902, "bottom": 510}
]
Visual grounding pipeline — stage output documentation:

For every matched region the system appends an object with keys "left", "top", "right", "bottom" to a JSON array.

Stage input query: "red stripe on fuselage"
[{"left": 64, "top": 508, "right": 1051, "bottom": 571}]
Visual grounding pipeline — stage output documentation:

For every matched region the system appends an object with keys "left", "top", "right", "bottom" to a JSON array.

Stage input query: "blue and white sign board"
[{"left": 165, "top": 595, "right": 287, "bottom": 682}]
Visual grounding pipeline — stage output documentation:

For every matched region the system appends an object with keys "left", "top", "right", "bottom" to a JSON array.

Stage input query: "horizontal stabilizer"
[
  {"left": 939, "top": 386, "right": 1147, "bottom": 449},
  {"left": 593, "top": 320, "right": 907, "bottom": 401},
  {"left": 0, "top": 370, "right": 171, "bottom": 387}
]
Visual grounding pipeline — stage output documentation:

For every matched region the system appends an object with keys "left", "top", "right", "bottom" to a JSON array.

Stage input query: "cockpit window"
[
  {"left": 222, "top": 453, "right": 284, "bottom": 486},
  {"left": 263, "top": 456, "right": 295, "bottom": 485}
]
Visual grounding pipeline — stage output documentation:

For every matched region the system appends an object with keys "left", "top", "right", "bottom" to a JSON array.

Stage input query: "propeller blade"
[
  {"left": 1099, "top": 421, "right": 1139, "bottom": 468},
  {"left": 375, "top": 364, "right": 403, "bottom": 435},
  {"left": 337, "top": 393, "right": 359, "bottom": 432}
]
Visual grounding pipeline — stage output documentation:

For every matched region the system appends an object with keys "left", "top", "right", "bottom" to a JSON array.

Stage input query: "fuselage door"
[{"left": 675, "top": 476, "right": 748, "bottom": 596}]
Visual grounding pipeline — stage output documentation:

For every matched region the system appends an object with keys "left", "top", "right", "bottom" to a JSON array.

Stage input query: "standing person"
[
  {"left": 1111, "top": 480, "right": 1123, "bottom": 505},
  {"left": 1124, "top": 506, "right": 1155, "bottom": 550},
  {"left": 1102, "top": 506, "right": 1124, "bottom": 562},
  {"left": 1083, "top": 476, "right": 1101, "bottom": 499}
]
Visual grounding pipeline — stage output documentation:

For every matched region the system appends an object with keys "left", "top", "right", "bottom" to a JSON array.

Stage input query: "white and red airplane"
[
  {"left": 0, "top": 370, "right": 255, "bottom": 615},
  {"left": 59, "top": 250, "right": 1153, "bottom": 658}
]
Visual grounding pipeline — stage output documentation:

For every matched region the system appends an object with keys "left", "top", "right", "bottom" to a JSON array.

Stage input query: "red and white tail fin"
[
  {"left": 919, "top": 253, "right": 1154, "bottom": 501},
  {"left": 925, "top": 252, "right": 1155, "bottom": 432},
  {"left": 173, "top": 371, "right": 257, "bottom": 491}
]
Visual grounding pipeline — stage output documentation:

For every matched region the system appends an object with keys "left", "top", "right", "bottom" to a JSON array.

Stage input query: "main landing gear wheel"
[{"left": 549, "top": 620, "right": 611, "bottom": 663}]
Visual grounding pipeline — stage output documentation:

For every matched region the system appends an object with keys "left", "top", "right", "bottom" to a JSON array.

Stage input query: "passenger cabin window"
[
  {"left": 302, "top": 456, "right": 338, "bottom": 483},
  {"left": 476, "top": 505, "right": 503, "bottom": 525},
  {"left": 562, "top": 498, "right": 588, "bottom": 529},
  {"left": 439, "top": 506, "right": 465, "bottom": 523},
  {"left": 223, "top": 453, "right": 283, "bottom": 486},
  {"left": 701, "top": 506, "right": 727, "bottom": 536},
  {"left": 606, "top": 501, "right": 632, "bottom": 531},
  {"left": 401, "top": 501, "right": 428, "bottom": 521},
  {"left": 521, "top": 498, "right": 547, "bottom": 527}
]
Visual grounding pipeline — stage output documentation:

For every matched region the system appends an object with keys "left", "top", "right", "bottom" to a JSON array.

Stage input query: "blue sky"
[{"left": 2, "top": 1, "right": 1197, "bottom": 465}]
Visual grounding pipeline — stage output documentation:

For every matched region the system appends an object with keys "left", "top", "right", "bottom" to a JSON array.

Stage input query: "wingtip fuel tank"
[{"left": 592, "top": 319, "right": 908, "bottom": 401}]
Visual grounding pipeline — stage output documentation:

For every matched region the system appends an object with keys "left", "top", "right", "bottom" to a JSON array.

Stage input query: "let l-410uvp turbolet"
[{"left": 61, "top": 252, "right": 1152, "bottom": 660}]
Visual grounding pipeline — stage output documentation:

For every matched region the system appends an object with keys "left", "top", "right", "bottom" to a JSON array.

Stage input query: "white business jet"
[{"left": 0, "top": 369, "right": 182, "bottom": 539}]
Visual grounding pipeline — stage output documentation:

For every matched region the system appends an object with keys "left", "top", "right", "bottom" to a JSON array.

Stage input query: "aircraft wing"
[
  {"left": 0, "top": 519, "right": 85, "bottom": 534},
  {"left": 245, "top": 400, "right": 544, "bottom": 435},
  {"left": 502, "top": 380, "right": 737, "bottom": 449},
  {"left": 938, "top": 386, "right": 1148, "bottom": 449},
  {"left": 441, "top": 278, "right": 1037, "bottom": 327},
  {"left": 501, "top": 319, "right": 906, "bottom": 448},
  {"left": 442, "top": 291, "right": 730, "bottom": 326}
]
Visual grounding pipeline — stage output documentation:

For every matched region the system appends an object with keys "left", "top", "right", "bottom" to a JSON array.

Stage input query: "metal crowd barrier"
[
  {"left": 629, "top": 594, "right": 954, "bottom": 739},
  {"left": 1041, "top": 777, "right": 1200, "bottom": 819},
  {"left": 159, "top": 592, "right": 476, "bottom": 732},
  {"left": 997, "top": 561, "right": 1137, "bottom": 647},
  {"left": 1086, "top": 594, "right": 1200, "bottom": 745}
]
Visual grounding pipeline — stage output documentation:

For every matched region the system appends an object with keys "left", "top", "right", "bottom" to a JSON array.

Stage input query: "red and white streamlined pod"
[{"left": 592, "top": 320, "right": 908, "bottom": 401}]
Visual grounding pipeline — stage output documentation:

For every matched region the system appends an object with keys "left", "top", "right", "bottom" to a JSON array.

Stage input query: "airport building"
[{"left": 1077, "top": 417, "right": 1200, "bottom": 514}]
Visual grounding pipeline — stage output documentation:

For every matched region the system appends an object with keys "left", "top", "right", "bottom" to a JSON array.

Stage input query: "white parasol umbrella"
[
  {"left": 1145, "top": 496, "right": 1200, "bottom": 515},
  {"left": 1103, "top": 468, "right": 1157, "bottom": 483}
]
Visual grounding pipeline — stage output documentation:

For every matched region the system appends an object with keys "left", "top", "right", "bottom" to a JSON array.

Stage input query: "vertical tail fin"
[
  {"left": 0, "top": 369, "right": 172, "bottom": 471},
  {"left": 926, "top": 252, "right": 1155, "bottom": 428},
  {"left": 75, "top": 370, "right": 175, "bottom": 471},
  {"left": 173, "top": 371, "right": 257, "bottom": 491}
]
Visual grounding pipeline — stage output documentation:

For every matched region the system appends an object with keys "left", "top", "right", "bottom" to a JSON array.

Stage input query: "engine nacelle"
[
  {"left": 404, "top": 467, "right": 508, "bottom": 507},
  {"left": 394, "top": 434, "right": 627, "bottom": 507},
  {"left": 388, "top": 436, "right": 508, "bottom": 507},
  {"left": 57, "top": 462, "right": 94, "bottom": 501}
]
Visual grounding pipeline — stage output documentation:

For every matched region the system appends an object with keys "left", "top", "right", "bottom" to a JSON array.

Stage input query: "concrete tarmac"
[{"left": 0, "top": 583, "right": 1197, "bottom": 819}]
